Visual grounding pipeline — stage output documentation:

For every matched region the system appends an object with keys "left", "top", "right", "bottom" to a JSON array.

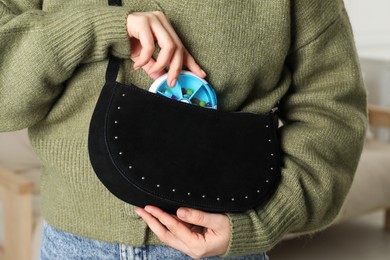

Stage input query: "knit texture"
[{"left": 0, "top": 0, "right": 367, "bottom": 257}]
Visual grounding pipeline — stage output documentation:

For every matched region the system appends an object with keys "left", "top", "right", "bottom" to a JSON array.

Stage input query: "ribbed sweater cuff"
[
  {"left": 44, "top": 6, "right": 130, "bottom": 74},
  {"left": 222, "top": 184, "right": 304, "bottom": 257}
]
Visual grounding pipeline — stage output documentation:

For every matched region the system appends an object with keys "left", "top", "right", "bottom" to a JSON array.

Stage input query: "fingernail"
[
  {"left": 200, "top": 70, "right": 207, "bottom": 77},
  {"left": 169, "top": 79, "right": 177, "bottom": 87},
  {"left": 134, "top": 66, "right": 140, "bottom": 70},
  {"left": 135, "top": 208, "right": 142, "bottom": 217},
  {"left": 178, "top": 209, "right": 189, "bottom": 218},
  {"left": 144, "top": 206, "right": 152, "bottom": 214}
]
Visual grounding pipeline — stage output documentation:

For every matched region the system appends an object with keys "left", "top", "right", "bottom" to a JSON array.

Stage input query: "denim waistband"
[{"left": 40, "top": 221, "right": 268, "bottom": 260}]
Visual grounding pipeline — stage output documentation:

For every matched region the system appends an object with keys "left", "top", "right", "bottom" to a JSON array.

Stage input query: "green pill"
[{"left": 186, "top": 89, "right": 193, "bottom": 95}]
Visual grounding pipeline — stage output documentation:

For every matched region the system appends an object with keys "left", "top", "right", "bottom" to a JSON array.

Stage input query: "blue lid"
[{"left": 149, "top": 71, "right": 217, "bottom": 109}]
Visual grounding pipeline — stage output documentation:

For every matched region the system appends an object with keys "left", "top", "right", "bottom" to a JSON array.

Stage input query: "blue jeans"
[{"left": 40, "top": 221, "right": 268, "bottom": 260}]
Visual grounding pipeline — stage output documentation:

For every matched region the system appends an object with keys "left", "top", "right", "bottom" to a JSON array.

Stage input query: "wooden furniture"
[
  {"left": 367, "top": 104, "right": 390, "bottom": 231},
  {"left": 369, "top": 105, "right": 390, "bottom": 129}
]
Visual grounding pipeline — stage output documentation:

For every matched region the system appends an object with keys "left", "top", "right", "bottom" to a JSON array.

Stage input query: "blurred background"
[
  {"left": 0, "top": 1, "right": 390, "bottom": 259},
  {"left": 345, "top": 0, "right": 390, "bottom": 142},
  {"left": 270, "top": 0, "right": 390, "bottom": 259}
]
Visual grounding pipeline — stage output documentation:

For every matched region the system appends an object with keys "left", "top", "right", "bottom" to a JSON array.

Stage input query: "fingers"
[
  {"left": 139, "top": 206, "right": 198, "bottom": 242},
  {"left": 176, "top": 208, "right": 228, "bottom": 231},
  {"left": 136, "top": 206, "right": 209, "bottom": 259},
  {"left": 132, "top": 27, "right": 155, "bottom": 69},
  {"left": 136, "top": 206, "right": 231, "bottom": 259},
  {"left": 143, "top": 18, "right": 176, "bottom": 75},
  {"left": 166, "top": 50, "right": 183, "bottom": 87},
  {"left": 183, "top": 50, "right": 206, "bottom": 79},
  {"left": 135, "top": 207, "right": 175, "bottom": 240},
  {"left": 149, "top": 13, "right": 185, "bottom": 87},
  {"left": 140, "top": 59, "right": 166, "bottom": 80},
  {"left": 127, "top": 12, "right": 205, "bottom": 87},
  {"left": 135, "top": 207, "right": 195, "bottom": 254}
]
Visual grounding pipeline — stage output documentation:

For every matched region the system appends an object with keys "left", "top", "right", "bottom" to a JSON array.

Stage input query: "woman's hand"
[
  {"left": 135, "top": 206, "right": 231, "bottom": 259},
  {"left": 126, "top": 11, "right": 206, "bottom": 87}
]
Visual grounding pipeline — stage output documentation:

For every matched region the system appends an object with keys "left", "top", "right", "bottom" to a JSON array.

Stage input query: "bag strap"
[
  {"left": 105, "top": 55, "right": 121, "bottom": 83},
  {"left": 106, "top": 0, "right": 123, "bottom": 82},
  {"left": 109, "top": 0, "right": 122, "bottom": 6}
]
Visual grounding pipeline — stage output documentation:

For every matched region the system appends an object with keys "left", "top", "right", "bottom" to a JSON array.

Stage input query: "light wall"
[
  {"left": 344, "top": 0, "right": 390, "bottom": 46},
  {"left": 344, "top": 0, "right": 390, "bottom": 141}
]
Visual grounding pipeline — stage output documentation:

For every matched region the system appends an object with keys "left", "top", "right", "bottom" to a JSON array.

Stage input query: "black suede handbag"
[{"left": 88, "top": 0, "right": 282, "bottom": 214}]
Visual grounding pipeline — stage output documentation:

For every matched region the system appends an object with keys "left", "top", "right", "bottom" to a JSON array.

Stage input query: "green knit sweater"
[{"left": 0, "top": 0, "right": 367, "bottom": 257}]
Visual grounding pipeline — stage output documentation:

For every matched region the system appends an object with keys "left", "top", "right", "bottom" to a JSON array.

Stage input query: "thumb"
[{"left": 177, "top": 208, "right": 224, "bottom": 229}]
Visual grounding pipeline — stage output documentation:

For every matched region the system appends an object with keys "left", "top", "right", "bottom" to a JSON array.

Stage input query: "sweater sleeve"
[
  {"left": 223, "top": 7, "right": 367, "bottom": 257},
  {"left": 0, "top": 1, "right": 132, "bottom": 131}
]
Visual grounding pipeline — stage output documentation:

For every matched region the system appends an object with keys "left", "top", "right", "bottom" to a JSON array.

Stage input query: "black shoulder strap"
[
  {"left": 105, "top": 55, "right": 121, "bottom": 82},
  {"left": 106, "top": 0, "right": 123, "bottom": 82},
  {"left": 109, "top": 0, "right": 122, "bottom": 6}
]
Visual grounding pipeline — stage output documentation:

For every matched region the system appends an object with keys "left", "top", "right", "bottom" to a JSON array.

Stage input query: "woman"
[{"left": 0, "top": 0, "right": 366, "bottom": 259}]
